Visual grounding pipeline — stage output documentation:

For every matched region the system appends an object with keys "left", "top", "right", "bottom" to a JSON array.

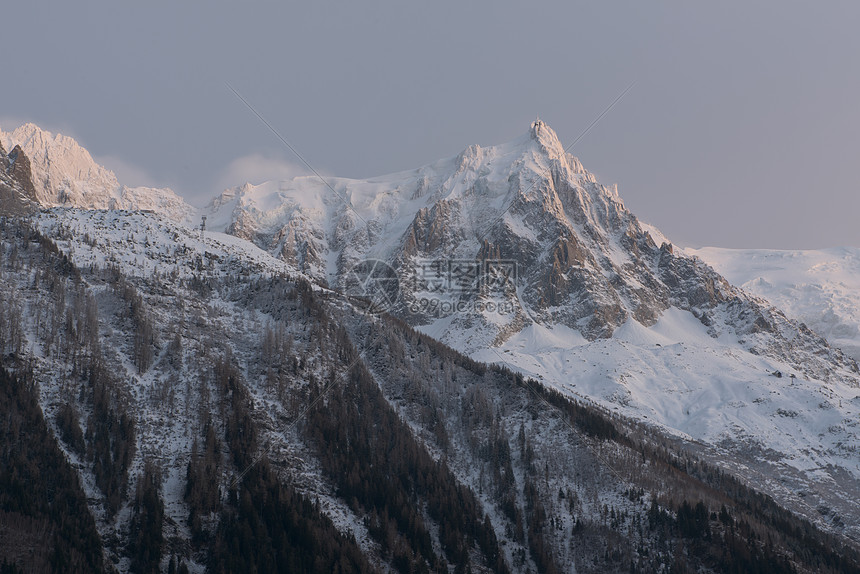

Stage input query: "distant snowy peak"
[
  {"left": 688, "top": 246, "right": 860, "bottom": 361},
  {"left": 0, "top": 123, "right": 195, "bottom": 224}
]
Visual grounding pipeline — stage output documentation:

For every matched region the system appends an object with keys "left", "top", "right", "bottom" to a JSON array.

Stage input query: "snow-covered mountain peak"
[
  {"left": 0, "top": 122, "right": 195, "bottom": 224},
  {"left": 0, "top": 122, "right": 119, "bottom": 205},
  {"left": 442, "top": 121, "right": 589, "bottom": 196},
  {"left": 4, "top": 122, "right": 80, "bottom": 155},
  {"left": 529, "top": 118, "right": 565, "bottom": 156},
  {"left": 202, "top": 123, "right": 596, "bottom": 279},
  {"left": 199, "top": 123, "right": 693, "bottom": 342}
]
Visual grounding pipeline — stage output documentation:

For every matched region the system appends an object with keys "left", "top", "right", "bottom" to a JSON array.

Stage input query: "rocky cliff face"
[{"left": 0, "top": 142, "right": 38, "bottom": 216}]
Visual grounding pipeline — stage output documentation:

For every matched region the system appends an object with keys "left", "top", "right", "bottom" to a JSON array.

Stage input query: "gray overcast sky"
[{"left": 2, "top": 1, "right": 859, "bottom": 248}]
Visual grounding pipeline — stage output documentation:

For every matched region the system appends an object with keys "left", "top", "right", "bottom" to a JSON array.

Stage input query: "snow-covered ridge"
[
  {"left": 36, "top": 208, "right": 301, "bottom": 282},
  {"left": 0, "top": 123, "right": 195, "bottom": 224}
]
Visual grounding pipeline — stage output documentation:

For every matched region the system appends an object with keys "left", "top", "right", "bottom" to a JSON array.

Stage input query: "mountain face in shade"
[{"left": 0, "top": 141, "right": 38, "bottom": 216}]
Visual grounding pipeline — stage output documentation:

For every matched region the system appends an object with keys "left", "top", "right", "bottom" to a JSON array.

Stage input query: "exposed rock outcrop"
[{"left": 0, "top": 144, "right": 38, "bottom": 216}]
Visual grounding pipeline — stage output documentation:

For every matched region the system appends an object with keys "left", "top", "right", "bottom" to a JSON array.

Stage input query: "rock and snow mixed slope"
[
  {"left": 0, "top": 123, "right": 195, "bottom": 223},
  {"left": 9, "top": 209, "right": 859, "bottom": 573}
]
